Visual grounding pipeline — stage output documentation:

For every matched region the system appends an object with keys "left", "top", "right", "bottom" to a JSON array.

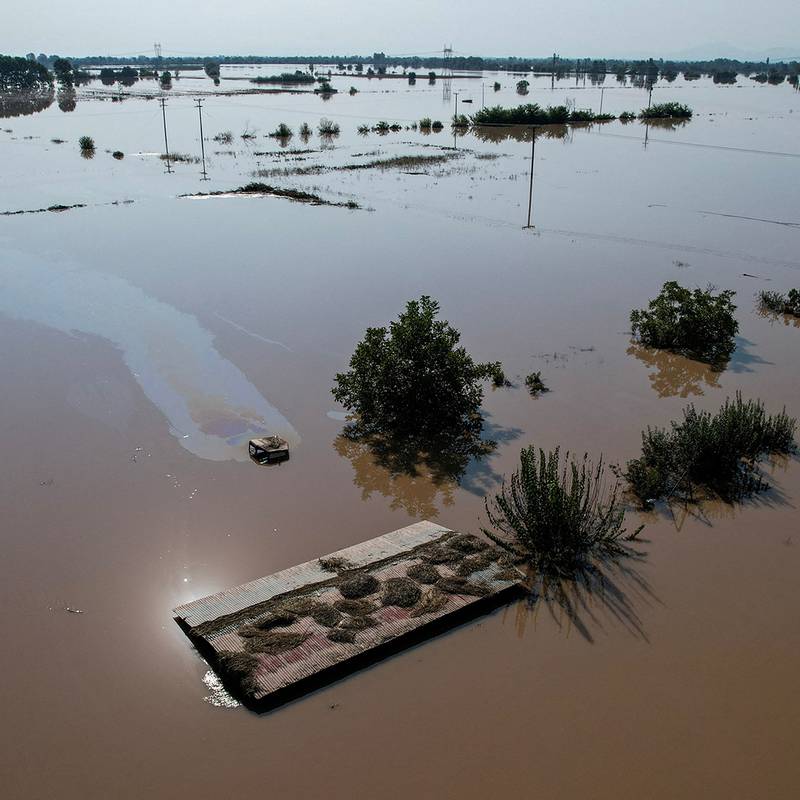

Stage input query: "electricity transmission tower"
[{"left": 442, "top": 44, "right": 453, "bottom": 102}]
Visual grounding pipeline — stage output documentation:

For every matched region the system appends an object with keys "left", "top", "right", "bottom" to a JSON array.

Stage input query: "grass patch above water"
[
  {"left": 182, "top": 182, "right": 359, "bottom": 209},
  {"left": 759, "top": 289, "right": 800, "bottom": 317},
  {"left": 625, "top": 393, "right": 797, "bottom": 506},
  {"left": 482, "top": 446, "right": 640, "bottom": 577}
]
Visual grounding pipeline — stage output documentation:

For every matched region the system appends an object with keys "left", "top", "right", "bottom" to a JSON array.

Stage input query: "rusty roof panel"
[{"left": 173, "top": 520, "right": 524, "bottom": 709}]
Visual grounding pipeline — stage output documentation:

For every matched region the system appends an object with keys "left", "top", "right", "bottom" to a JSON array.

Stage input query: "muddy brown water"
[{"left": 1, "top": 69, "right": 799, "bottom": 798}]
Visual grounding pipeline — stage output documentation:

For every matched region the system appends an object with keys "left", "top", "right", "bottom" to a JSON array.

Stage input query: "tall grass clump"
[
  {"left": 78, "top": 135, "right": 95, "bottom": 152},
  {"left": 630, "top": 281, "right": 738, "bottom": 368},
  {"left": 299, "top": 122, "right": 312, "bottom": 138},
  {"left": 213, "top": 131, "right": 233, "bottom": 144},
  {"left": 419, "top": 117, "right": 432, "bottom": 131},
  {"left": 639, "top": 102, "right": 693, "bottom": 119},
  {"left": 759, "top": 289, "right": 800, "bottom": 317},
  {"left": 625, "top": 394, "right": 796, "bottom": 505},
  {"left": 482, "top": 446, "right": 640, "bottom": 577},
  {"left": 318, "top": 118, "right": 340, "bottom": 136}
]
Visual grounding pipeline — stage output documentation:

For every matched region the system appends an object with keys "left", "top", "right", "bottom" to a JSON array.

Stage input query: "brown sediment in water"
[
  {"left": 2, "top": 79, "right": 800, "bottom": 800},
  {"left": 180, "top": 183, "right": 359, "bottom": 209}
]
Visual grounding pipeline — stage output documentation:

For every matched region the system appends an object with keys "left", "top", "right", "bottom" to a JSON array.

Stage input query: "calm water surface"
[{"left": 1, "top": 68, "right": 799, "bottom": 799}]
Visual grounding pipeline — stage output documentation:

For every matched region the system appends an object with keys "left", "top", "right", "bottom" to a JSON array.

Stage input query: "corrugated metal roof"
[{"left": 174, "top": 520, "right": 524, "bottom": 705}]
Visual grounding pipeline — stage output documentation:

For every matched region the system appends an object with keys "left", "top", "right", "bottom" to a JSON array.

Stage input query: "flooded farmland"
[{"left": 2, "top": 65, "right": 800, "bottom": 799}]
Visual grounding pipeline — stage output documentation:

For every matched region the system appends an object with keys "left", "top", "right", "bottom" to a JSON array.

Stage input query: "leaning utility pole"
[
  {"left": 159, "top": 97, "right": 172, "bottom": 173},
  {"left": 195, "top": 98, "right": 209, "bottom": 180}
]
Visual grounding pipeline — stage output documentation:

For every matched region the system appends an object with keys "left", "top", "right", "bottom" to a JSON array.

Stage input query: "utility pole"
[
  {"left": 195, "top": 98, "right": 209, "bottom": 180},
  {"left": 481, "top": 82, "right": 485, "bottom": 109},
  {"left": 551, "top": 52, "right": 556, "bottom": 89},
  {"left": 159, "top": 97, "right": 172, "bottom": 173},
  {"left": 454, "top": 90, "right": 459, "bottom": 120},
  {"left": 599, "top": 86, "right": 605, "bottom": 115},
  {"left": 524, "top": 127, "right": 536, "bottom": 228}
]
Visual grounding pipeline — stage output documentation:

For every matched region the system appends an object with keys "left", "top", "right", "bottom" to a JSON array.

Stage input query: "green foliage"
[
  {"left": 619, "top": 111, "right": 636, "bottom": 121},
  {"left": 451, "top": 114, "right": 469, "bottom": 128},
  {"left": 159, "top": 71, "right": 172, "bottom": 86},
  {"left": 213, "top": 130, "right": 233, "bottom": 144},
  {"left": 625, "top": 394, "right": 796, "bottom": 505},
  {"left": 630, "top": 281, "right": 738, "bottom": 368},
  {"left": 484, "top": 362, "right": 508, "bottom": 387},
  {"left": 516, "top": 79, "right": 529, "bottom": 93},
  {"left": 525, "top": 372, "right": 547, "bottom": 395},
  {"left": 419, "top": 117, "right": 432, "bottom": 130},
  {"left": 493, "top": 81, "right": 501, "bottom": 91},
  {"left": 349, "top": 86, "right": 358, "bottom": 95},
  {"left": 759, "top": 289, "right": 800, "bottom": 317},
  {"left": 53, "top": 58, "right": 73, "bottom": 85},
  {"left": 78, "top": 135, "right": 95, "bottom": 151},
  {"left": 357, "top": 124, "right": 370, "bottom": 134},
  {"left": 639, "top": 102, "right": 693, "bottom": 119},
  {"left": 269, "top": 122, "right": 293, "bottom": 139},
  {"left": 408, "top": 72, "right": 416, "bottom": 84},
  {"left": 332, "top": 296, "right": 498, "bottom": 446},
  {"left": 299, "top": 122, "right": 312, "bottom": 137},
  {"left": 203, "top": 61, "right": 220, "bottom": 79},
  {"left": 470, "top": 103, "right": 624, "bottom": 126},
  {"left": 0, "top": 54, "right": 52, "bottom": 94},
  {"left": 431, "top": 120, "right": 444, "bottom": 130},
  {"left": 482, "top": 446, "right": 638, "bottom": 576},
  {"left": 251, "top": 71, "right": 315, "bottom": 85}
]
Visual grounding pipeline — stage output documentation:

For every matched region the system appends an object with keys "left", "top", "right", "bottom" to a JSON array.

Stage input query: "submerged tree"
[
  {"left": 332, "top": 296, "right": 501, "bottom": 467},
  {"left": 630, "top": 281, "right": 738, "bottom": 369}
]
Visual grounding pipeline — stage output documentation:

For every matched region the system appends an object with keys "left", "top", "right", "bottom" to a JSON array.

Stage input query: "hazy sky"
[{"left": 9, "top": 1, "right": 800, "bottom": 59}]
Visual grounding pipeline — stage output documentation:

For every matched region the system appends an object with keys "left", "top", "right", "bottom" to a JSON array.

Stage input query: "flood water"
[{"left": 2, "top": 67, "right": 799, "bottom": 799}]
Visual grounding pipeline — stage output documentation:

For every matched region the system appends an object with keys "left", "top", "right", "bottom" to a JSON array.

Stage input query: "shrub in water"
[
  {"left": 78, "top": 135, "right": 95, "bottom": 151},
  {"left": 630, "top": 281, "right": 738, "bottom": 368},
  {"left": 269, "top": 122, "right": 293, "bottom": 139},
  {"left": 482, "top": 446, "right": 639, "bottom": 577},
  {"left": 332, "top": 296, "right": 500, "bottom": 446},
  {"left": 525, "top": 372, "right": 548, "bottom": 395},
  {"left": 625, "top": 393, "right": 796, "bottom": 505},
  {"left": 318, "top": 117, "right": 340, "bottom": 136},
  {"left": 639, "top": 102, "right": 693, "bottom": 119},
  {"left": 299, "top": 122, "right": 312, "bottom": 137},
  {"left": 759, "top": 289, "right": 800, "bottom": 318}
]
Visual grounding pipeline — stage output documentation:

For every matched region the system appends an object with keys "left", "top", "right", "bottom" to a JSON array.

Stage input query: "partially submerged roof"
[{"left": 174, "top": 520, "right": 525, "bottom": 710}]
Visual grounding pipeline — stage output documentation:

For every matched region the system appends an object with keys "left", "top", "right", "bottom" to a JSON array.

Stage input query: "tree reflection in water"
[
  {"left": 333, "top": 416, "right": 522, "bottom": 518},
  {"left": 627, "top": 343, "right": 721, "bottom": 397}
]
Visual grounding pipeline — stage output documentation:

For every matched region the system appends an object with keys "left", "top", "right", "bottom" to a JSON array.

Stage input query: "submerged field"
[{"left": 2, "top": 67, "right": 800, "bottom": 799}]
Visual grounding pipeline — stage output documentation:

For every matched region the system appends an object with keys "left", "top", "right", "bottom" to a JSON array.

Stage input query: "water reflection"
[
  {"left": 757, "top": 307, "right": 800, "bottom": 329},
  {"left": 507, "top": 542, "right": 654, "bottom": 642},
  {"left": 0, "top": 90, "right": 54, "bottom": 118},
  {"left": 334, "top": 416, "right": 521, "bottom": 517},
  {"left": 0, "top": 252, "right": 299, "bottom": 460},
  {"left": 57, "top": 87, "right": 77, "bottom": 113},
  {"left": 627, "top": 343, "right": 721, "bottom": 397}
]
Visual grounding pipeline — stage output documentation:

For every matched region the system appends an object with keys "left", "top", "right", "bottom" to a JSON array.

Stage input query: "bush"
[
  {"left": 516, "top": 79, "right": 530, "bottom": 94},
  {"left": 431, "top": 120, "right": 444, "bottom": 130},
  {"left": 759, "top": 289, "right": 800, "bottom": 317},
  {"left": 625, "top": 394, "right": 796, "bottom": 505},
  {"left": 357, "top": 124, "right": 370, "bottom": 134},
  {"left": 639, "top": 102, "right": 692, "bottom": 119},
  {"left": 630, "top": 281, "right": 738, "bottom": 368},
  {"left": 493, "top": 81, "right": 501, "bottom": 91},
  {"left": 332, "top": 296, "right": 499, "bottom": 445},
  {"left": 484, "top": 362, "right": 508, "bottom": 387},
  {"left": 213, "top": 131, "right": 233, "bottom": 144},
  {"left": 112, "top": 150, "right": 124, "bottom": 159},
  {"left": 525, "top": 372, "right": 547, "bottom": 395},
  {"left": 299, "top": 122, "right": 312, "bottom": 137},
  {"left": 78, "top": 135, "right": 95, "bottom": 151},
  {"left": 269, "top": 122, "right": 293, "bottom": 139},
  {"left": 419, "top": 117, "right": 432, "bottom": 130},
  {"left": 452, "top": 114, "right": 469, "bottom": 128},
  {"left": 373, "top": 120, "right": 390, "bottom": 133},
  {"left": 482, "top": 446, "right": 639, "bottom": 576},
  {"left": 349, "top": 86, "right": 358, "bottom": 95},
  {"left": 318, "top": 117, "right": 340, "bottom": 136},
  {"left": 619, "top": 111, "right": 636, "bottom": 122}
]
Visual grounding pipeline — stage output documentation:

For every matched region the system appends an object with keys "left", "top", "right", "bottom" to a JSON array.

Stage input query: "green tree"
[{"left": 332, "top": 296, "right": 497, "bottom": 446}]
